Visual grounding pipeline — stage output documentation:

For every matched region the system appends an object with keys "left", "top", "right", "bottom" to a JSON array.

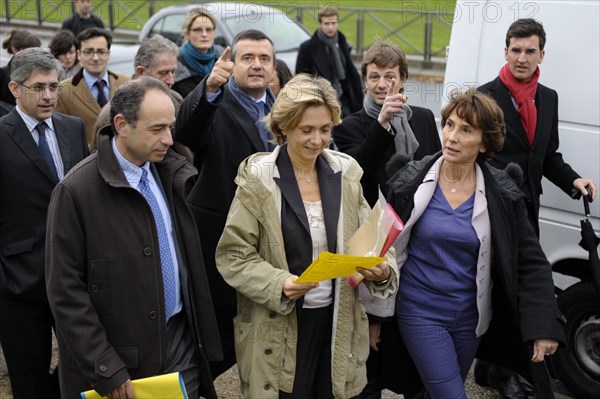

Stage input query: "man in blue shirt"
[{"left": 46, "top": 77, "right": 222, "bottom": 399}]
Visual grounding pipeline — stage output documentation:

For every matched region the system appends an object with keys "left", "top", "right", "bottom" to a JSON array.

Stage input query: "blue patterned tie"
[
  {"left": 36, "top": 122, "right": 59, "bottom": 182},
  {"left": 257, "top": 100, "right": 274, "bottom": 151},
  {"left": 138, "top": 169, "right": 177, "bottom": 321},
  {"left": 257, "top": 100, "right": 265, "bottom": 116}
]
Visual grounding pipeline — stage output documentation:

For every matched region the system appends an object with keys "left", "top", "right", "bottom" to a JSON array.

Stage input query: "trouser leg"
[{"left": 0, "top": 296, "right": 59, "bottom": 399}]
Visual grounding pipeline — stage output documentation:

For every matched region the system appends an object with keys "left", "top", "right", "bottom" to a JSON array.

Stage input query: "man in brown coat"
[
  {"left": 56, "top": 27, "right": 130, "bottom": 147},
  {"left": 46, "top": 77, "right": 221, "bottom": 399}
]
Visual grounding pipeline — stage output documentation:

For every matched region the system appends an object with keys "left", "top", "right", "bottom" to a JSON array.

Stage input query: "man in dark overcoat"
[
  {"left": 296, "top": 5, "right": 363, "bottom": 117},
  {"left": 46, "top": 77, "right": 222, "bottom": 399},
  {"left": 476, "top": 18, "right": 596, "bottom": 397},
  {"left": 175, "top": 29, "right": 277, "bottom": 378}
]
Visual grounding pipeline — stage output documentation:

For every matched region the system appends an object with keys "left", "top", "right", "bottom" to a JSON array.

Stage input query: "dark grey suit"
[{"left": 0, "top": 108, "right": 88, "bottom": 398}]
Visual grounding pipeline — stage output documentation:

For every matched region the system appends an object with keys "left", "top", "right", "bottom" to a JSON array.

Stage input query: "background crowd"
[{"left": 0, "top": 2, "right": 597, "bottom": 399}]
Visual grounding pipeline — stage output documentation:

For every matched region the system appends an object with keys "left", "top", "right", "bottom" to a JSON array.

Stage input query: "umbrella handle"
[{"left": 583, "top": 193, "right": 591, "bottom": 217}]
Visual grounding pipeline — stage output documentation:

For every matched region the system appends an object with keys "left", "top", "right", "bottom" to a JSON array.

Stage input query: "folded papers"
[
  {"left": 294, "top": 252, "right": 385, "bottom": 283},
  {"left": 81, "top": 372, "right": 187, "bottom": 399},
  {"left": 346, "top": 198, "right": 404, "bottom": 288}
]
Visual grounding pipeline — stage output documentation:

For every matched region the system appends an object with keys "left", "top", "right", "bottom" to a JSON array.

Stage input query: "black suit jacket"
[
  {"left": 296, "top": 31, "right": 363, "bottom": 115},
  {"left": 0, "top": 108, "right": 88, "bottom": 301},
  {"left": 174, "top": 78, "right": 266, "bottom": 373},
  {"left": 333, "top": 106, "right": 441, "bottom": 207},
  {"left": 479, "top": 77, "right": 580, "bottom": 233}
]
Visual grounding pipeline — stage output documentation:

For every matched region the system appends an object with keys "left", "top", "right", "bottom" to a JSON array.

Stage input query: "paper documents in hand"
[
  {"left": 294, "top": 252, "right": 385, "bottom": 283},
  {"left": 346, "top": 197, "right": 404, "bottom": 288},
  {"left": 81, "top": 372, "right": 187, "bottom": 399}
]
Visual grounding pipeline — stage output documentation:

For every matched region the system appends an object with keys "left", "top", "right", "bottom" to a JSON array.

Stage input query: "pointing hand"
[{"left": 206, "top": 46, "right": 235, "bottom": 93}]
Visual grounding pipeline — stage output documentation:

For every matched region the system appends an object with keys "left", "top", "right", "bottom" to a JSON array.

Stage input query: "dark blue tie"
[
  {"left": 138, "top": 169, "right": 177, "bottom": 321},
  {"left": 36, "top": 122, "right": 59, "bottom": 182},
  {"left": 257, "top": 100, "right": 274, "bottom": 151},
  {"left": 95, "top": 79, "right": 107, "bottom": 107},
  {"left": 257, "top": 100, "right": 265, "bottom": 116}
]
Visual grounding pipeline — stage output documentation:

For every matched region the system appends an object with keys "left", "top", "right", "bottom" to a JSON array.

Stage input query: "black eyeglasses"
[
  {"left": 80, "top": 48, "right": 110, "bottom": 57},
  {"left": 20, "top": 83, "right": 63, "bottom": 93}
]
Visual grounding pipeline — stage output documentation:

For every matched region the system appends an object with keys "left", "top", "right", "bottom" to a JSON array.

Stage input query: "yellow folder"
[
  {"left": 81, "top": 372, "right": 187, "bottom": 399},
  {"left": 294, "top": 251, "right": 385, "bottom": 283}
]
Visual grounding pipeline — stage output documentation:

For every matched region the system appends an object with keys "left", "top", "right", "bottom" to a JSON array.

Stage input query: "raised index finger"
[
  {"left": 387, "top": 78, "right": 397, "bottom": 97},
  {"left": 219, "top": 46, "right": 232, "bottom": 62}
]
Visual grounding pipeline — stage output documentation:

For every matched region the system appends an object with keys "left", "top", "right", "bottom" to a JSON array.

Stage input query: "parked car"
[
  {"left": 445, "top": 1, "right": 600, "bottom": 397},
  {"left": 107, "top": 43, "right": 140, "bottom": 76},
  {"left": 138, "top": 2, "right": 311, "bottom": 72}
]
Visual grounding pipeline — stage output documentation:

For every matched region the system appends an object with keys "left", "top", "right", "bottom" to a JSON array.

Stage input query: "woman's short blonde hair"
[
  {"left": 265, "top": 74, "right": 342, "bottom": 145},
  {"left": 183, "top": 7, "right": 217, "bottom": 33}
]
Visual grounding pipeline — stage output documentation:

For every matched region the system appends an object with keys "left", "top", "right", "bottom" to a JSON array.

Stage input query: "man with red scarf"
[
  {"left": 479, "top": 18, "right": 596, "bottom": 237},
  {"left": 476, "top": 18, "right": 596, "bottom": 398}
]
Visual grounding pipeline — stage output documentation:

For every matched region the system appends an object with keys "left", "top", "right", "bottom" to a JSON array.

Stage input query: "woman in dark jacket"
[
  {"left": 49, "top": 29, "right": 81, "bottom": 81},
  {"left": 0, "top": 30, "right": 41, "bottom": 110},
  {"left": 173, "top": 7, "right": 224, "bottom": 98},
  {"left": 385, "top": 89, "right": 565, "bottom": 398}
]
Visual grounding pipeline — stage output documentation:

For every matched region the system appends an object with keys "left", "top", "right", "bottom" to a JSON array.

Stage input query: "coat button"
[
  {"left": 90, "top": 284, "right": 99, "bottom": 293},
  {"left": 268, "top": 311, "right": 276, "bottom": 319},
  {"left": 99, "top": 364, "right": 107, "bottom": 372},
  {"left": 143, "top": 247, "right": 152, "bottom": 256},
  {"left": 148, "top": 310, "right": 157, "bottom": 320},
  {"left": 263, "top": 383, "right": 271, "bottom": 390},
  {"left": 264, "top": 348, "right": 272, "bottom": 355}
]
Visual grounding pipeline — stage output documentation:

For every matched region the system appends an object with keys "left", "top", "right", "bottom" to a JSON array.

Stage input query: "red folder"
[{"left": 347, "top": 202, "right": 403, "bottom": 288}]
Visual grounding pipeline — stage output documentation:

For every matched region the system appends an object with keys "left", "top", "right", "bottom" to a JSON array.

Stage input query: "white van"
[{"left": 444, "top": 1, "right": 600, "bottom": 397}]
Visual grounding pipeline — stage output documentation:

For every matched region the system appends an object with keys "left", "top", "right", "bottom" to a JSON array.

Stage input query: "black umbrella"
[{"left": 579, "top": 194, "right": 600, "bottom": 303}]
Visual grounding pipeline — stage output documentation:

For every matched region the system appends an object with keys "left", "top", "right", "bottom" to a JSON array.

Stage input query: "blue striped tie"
[{"left": 138, "top": 169, "right": 177, "bottom": 321}]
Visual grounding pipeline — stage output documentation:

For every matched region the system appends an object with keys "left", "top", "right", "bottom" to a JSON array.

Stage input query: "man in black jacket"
[
  {"left": 476, "top": 18, "right": 596, "bottom": 398},
  {"left": 175, "top": 29, "right": 277, "bottom": 378},
  {"left": 334, "top": 39, "right": 441, "bottom": 208},
  {"left": 478, "top": 18, "right": 596, "bottom": 237},
  {"left": 296, "top": 5, "right": 363, "bottom": 117},
  {"left": 61, "top": 0, "right": 105, "bottom": 37},
  {"left": 0, "top": 47, "right": 88, "bottom": 399}
]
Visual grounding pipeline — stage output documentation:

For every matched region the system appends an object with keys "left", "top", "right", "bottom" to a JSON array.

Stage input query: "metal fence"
[{"left": 1, "top": 1, "right": 454, "bottom": 61}]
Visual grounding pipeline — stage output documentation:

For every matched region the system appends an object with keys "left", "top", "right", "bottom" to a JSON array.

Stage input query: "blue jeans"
[{"left": 396, "top": 297, "right": 480, "bottom": 399}]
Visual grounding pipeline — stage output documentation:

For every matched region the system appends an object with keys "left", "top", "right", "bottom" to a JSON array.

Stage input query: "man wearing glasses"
[
  {"left": 0, "top": 47, "right": 88, "bottom": 399},
  {"left": 56, "top": 27, "right": 130, "bottom": 148}
]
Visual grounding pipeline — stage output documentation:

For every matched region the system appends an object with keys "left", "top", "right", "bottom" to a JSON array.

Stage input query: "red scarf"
[{"left": 498, "top": 63, "right": 540, "bottom": 145}]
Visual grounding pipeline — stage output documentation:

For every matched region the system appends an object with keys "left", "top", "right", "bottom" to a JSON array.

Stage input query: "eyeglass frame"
[
  {"left": 80, "top": 48, "right": 110, "bottom": 57},
  {"left": 19, "top": 82, "right": 63, "bottom": 93}
]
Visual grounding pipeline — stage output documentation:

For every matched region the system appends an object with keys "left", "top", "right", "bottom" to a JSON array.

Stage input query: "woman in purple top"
[{"left": 385, "top": 89, "right": 565, "bottom": 398}]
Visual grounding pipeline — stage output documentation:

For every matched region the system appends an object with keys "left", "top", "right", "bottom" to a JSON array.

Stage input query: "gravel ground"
[
  {"left": 0, "top": 346, "right": 573, "bottom": 399},
  {"left": 213, "top": 365, "right": 574, "bottom": 399}
]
